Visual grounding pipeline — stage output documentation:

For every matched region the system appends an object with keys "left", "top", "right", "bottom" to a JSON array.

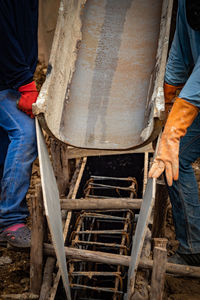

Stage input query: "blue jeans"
[
  {"left": 0, "top": 89, "right": 37, "bottom": 229},
  {"left": 167, "top": 113, "right": 200, "bottom": 254}
]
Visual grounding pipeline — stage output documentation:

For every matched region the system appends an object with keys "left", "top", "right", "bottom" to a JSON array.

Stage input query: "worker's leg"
[
  {"left": 0, "top": 127, "right": 10, "bottom": 182},
  {"left": 167, "top": 113, "right": 200, "bottom": 254},
  {"left": 0, "top": 89, "right": 37, "bottom": 230}
]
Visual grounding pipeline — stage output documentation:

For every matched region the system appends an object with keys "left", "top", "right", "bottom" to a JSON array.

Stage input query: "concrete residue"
[{"left": 35, "top": 0, "right": 172, "bottom": 150}]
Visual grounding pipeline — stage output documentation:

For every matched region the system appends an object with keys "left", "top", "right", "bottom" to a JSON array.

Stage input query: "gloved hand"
[
  {"left": 17, "top": 81, "right": 38, "bottom": 118},
  {"left": 164, "top": 82, "right": 184, "bottom": 118},
  {"left": 149, "top": 98, "right": 198, "bottom": 186}
]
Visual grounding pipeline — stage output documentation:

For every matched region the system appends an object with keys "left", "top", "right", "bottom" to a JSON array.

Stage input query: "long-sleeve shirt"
[
  {"left": 165, "top": 0, "right": 200, "bottom": 108},
  {"left": 0, "top": 0, "right": 38, "bottom": 91}
]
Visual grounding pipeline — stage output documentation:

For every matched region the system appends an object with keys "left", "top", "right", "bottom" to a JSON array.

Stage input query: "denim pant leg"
[
  {"left": 0, "top": 127, "right": 10, "bottom": 181},
  {"left": 167, "top": 113, "right": 200, "bottom": 254},
  {"left": 0, "top": 89, "right": 37, "bottom": 229}
]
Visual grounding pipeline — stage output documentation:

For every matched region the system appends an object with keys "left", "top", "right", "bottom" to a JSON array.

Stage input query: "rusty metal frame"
[{"left": 68, "top": 176, "right": 137, "bottom": 299}]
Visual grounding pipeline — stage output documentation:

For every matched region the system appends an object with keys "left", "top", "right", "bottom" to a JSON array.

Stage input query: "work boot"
[
  {"left": 168, "top": 253, "right": 188, "bottom": 265},
  {"left": 169, "top": 252, "right": 200, "bottom": 266},
  {"left": 0, "top": 224, "right": 31, "bottom": 248}
]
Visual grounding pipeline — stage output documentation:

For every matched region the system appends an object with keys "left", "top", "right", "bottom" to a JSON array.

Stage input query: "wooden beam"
[
  {"left": 39, "top": 257, "right": 55, "bottom": 300},
  {"left": 150, "top": 239, "right": 168, "bottom": 300},
  {"left": 30, "top": 185, "right": 44, "bottom": 295},
  {"left": 60, "top": 198, "right": 142, "bottom": 210},
  {"left": 152, "top": 180, "right": 168, "bottom": 238},
  {"left": 50, "top": 139, "right": 69, "bottom": 197},
  {"left": 44, "top": 243, "right": 200, "bottom": 278},
  {"left": 66, "top": 144, "right": 153, "bottom": 159},
  {"left": 1, "top": 293, "right": 39, "bottom": 300},
  {"left": 44, "top": 242, "right": 130, "bottom": 266}
]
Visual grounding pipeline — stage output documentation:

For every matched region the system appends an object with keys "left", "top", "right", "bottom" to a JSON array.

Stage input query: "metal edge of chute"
[{"left": 35, "top": 118, "right": 71, "bottom": 300}]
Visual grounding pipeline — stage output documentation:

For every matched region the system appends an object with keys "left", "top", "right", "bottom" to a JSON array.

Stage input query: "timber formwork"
[
  {"left": 31, "top": 131, "right": 158, "bottom": 300},
  {"left": 30, "top": 139, "right": 200, "bottom": 300}
]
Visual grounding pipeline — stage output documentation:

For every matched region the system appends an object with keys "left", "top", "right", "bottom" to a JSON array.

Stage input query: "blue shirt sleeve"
[
  {"left": 179, "top": 55, "right": 200, "bottom": 108},
  {"left": 164, "top": 0, "right": 194, "bottom": 86},
  {"left": 164, "top": 0, "right": 200, "bottom": 109}
]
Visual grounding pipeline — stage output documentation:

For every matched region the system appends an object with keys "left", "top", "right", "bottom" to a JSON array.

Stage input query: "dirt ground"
[{"left": 0, "top": 148, "right": 200, "bottom": 299}]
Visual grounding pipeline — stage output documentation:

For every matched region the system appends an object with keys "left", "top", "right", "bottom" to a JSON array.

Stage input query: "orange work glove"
[
  {"left": 149, "top": 98, "right": 198, "bottom": 186},
  {"left": 17, "top": 81, "right": 38, "bottom": 118},
  {"left": 164, "top": 82, "right": 184, "bottom": 118}
]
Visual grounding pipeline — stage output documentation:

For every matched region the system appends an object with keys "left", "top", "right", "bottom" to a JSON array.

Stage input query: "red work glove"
[{"left": 17, "top": 81, "right": 38, "bottom": 118}]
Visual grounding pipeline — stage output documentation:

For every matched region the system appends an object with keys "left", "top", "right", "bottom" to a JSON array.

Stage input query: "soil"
[{"left": 0, "top": 248, "right": 30, "bottom": 297}]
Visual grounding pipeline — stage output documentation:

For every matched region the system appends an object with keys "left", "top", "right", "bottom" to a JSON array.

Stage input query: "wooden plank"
[
  {"left": 60, "top": 198, "right": 142, "bottom": 210},
  {"left": 39, "top": 257, "right": 55, "bottom": 300},
  {"left": 150, "top": 239, "right": 168, "bottom": 300},
  {"left": 1, "top": 293, "right": 39, "bottom": 300},
  {"left": 50, "top": 139, "right": 69, "bottom": 196},
  {"left": 133, "top": 228, "right": 151, "bottom": 300},
  {"left": 66, "top": 144, "right": 153, "bottom": 159},
  {"left": 36, "top": 118, "right": 71, "bottom": 300},
  {"left": 30, "top": 185, "right": 44, "bottom": 295},
  {"left": 44, "top": 242, "right": 130, "bottom": 266},
  {"left": 143, "top": 152, "right": 149, "bottom": 196},
  {"left": 152, "top": 180, "right": 168, "bottom": 238},
  {"left": 44, "top": 243, "right": 200, "bottom": 278},
  {"left": 48, "top": 271, "right": 61, "bottom": 300}
]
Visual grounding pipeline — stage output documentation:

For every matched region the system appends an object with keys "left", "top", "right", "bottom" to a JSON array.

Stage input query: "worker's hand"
[
  {"left": 149, "top": 131, "right": 179, "bottom": 186},
  {"left": 149, "top": 98, "right": 198, "bottom": 186},
  {"left": 17, "top": 81, "right": 38, "bottom": 118}
]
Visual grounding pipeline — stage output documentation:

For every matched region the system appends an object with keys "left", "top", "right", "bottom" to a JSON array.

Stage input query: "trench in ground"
[{"left": 55, "top": 153, "right": 149, "bottom": 300}]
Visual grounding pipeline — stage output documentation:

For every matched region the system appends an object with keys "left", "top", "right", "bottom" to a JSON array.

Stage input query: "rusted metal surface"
[
  {"left": 61, "top": 0, "right": 162, "bottom": 149},
  {"left": 34, "top": 0, "right": 173, "bottom": 150},
  {"left": 68, "top": 176, "right": 137, "bottom": 299}
]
